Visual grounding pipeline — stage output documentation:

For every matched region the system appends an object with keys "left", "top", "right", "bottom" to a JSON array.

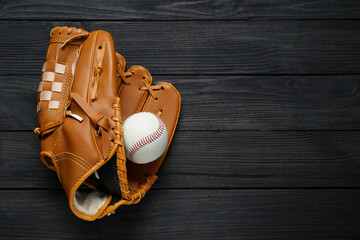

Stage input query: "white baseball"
[{"left": 123, "top": 112, "right": 168, "bottom": 164}]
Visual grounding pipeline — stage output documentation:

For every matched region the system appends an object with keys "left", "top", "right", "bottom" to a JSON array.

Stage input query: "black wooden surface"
[{"left": 1, "top": 1, "right": 360, "bottom": 239}]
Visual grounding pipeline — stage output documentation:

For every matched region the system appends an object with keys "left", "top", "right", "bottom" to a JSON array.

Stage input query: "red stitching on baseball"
[{"left": 126, "top": 112, "right": 165, "bottom": 162}]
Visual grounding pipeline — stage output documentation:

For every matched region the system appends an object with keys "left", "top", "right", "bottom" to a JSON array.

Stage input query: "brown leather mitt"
[{"left": 35, "top": 26, "right": 181, "bottom": 221}]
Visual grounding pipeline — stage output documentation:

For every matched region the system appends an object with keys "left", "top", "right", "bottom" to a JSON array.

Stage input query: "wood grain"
[
  {"left": 1, "top": 2, "right": 360, "bottom": 238},
  {"left": 1, "top": 0, "right": 360, "bottom": 20},
  {"left": 2, "top": 21, "right": 360, "bottom": 75},
  {"left": 2, "top": 75, "right": 360, "bottom": 131},
  {"left": 2, "top": 131, "right": 360, "bottom": 189},
  {"left": 0, "top": 189, "right": 359, "bottom": 239}
]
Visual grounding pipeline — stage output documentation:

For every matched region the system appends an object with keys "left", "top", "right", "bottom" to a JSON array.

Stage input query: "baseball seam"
[{"left": 126, "top": 113, "right": 165, "bottom": 162}]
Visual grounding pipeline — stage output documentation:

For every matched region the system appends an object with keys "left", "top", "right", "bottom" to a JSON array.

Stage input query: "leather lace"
[
  {"left": 116, "top": 59, "right": 132, "bottom": 86},
  {"left": 140, "top": 78, "right": 162, "bottom": 100},
  {"left": 71, "top": 92, "right": 116, "bottom": 157},
  {"left": 91, "top": 42, "right": 107, "bottom": 100}
]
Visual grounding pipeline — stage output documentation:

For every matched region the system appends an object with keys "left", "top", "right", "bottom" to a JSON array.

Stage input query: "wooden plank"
[
  {"left": 1, "top": 0, "right": 360, "bottom": 20},
  {"left": 2, "top": 21, "right": 360, "bottom": 75},
  {"left": 0, "top": 189, "right": 359, "bottom": 239},
  {"left": 2, "top": 131, "right": 360, "bottom": 189},
  {"left": 1, "top": 75, "right": 360, "bottom": 131}
]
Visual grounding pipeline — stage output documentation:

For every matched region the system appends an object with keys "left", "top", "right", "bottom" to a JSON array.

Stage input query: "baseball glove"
[{"left": 35, "top": 26, "right": 181, "bottom": 221}]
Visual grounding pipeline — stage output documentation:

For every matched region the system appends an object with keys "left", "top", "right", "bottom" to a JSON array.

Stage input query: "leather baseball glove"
[{"left": 35, "top": 26, "right": 181, "bottom": 221}]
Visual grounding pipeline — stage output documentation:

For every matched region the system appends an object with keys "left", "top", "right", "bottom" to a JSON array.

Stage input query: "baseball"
[{"left": 123, "top": 112, "right": 168, "bottom": 164}]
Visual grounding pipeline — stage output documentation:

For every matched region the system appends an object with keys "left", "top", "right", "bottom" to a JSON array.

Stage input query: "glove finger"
[
  {"left": 118, "top": 65, "right": 153, "bottom": 120},
  {"left": 126, "top": 82, "right": 181, "bottom": 189},
  {"left": 116, "top": 52, "right": 126, "bottom": 72},
  {"left": 56, "top": 30, "right": 121, "bottom": 220},
  {"left": 37, "top": 27, "right": 88, "bottom": 170}
]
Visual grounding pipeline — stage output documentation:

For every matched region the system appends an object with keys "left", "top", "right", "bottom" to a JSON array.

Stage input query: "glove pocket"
[{"left": 37, "top": 27, "right": 87, "bottom": 133}]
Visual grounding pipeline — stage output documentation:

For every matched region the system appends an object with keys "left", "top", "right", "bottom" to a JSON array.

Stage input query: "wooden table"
[{"left": 1, "top": 1, "right": 360, "bottom": 239}]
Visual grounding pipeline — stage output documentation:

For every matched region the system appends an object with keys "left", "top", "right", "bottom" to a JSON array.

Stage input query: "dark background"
[{"left": 1, "top": 0, "right": 360, "bottom": 239}]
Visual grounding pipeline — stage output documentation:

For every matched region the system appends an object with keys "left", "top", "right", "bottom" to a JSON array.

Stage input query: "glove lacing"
[{"left": 139, "top": 78, "right": 163, "bottom": 101}]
